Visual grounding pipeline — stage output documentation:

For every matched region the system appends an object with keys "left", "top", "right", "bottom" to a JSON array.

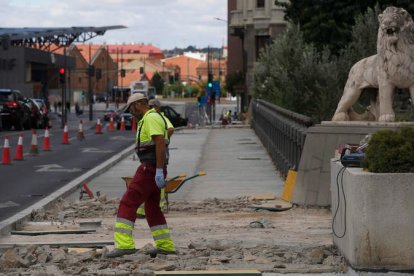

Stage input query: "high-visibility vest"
[{"left": 135, "top": 109, "right": 169, "bottom": 164}]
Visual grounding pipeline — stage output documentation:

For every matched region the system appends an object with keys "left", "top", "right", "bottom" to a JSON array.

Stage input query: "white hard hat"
[{"left": 124, "top": 93, "right": 148, "bottom": 110}]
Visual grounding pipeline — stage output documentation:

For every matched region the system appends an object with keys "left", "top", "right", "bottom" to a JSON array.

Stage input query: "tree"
[
  {"left": 276, "top": 0, "right": 414, "bottom": 54},
  {"left": 253, "top": 6, "right": 383, "bottom": 122},
  {"left": 254, "top": 24, "right": 342, "bottom": 122},
  {"left": 151, "top": 72, "right": 164, "bottom": 95},
  {"left": 225, "top": 71, "right": 244, "bottom": 97}
]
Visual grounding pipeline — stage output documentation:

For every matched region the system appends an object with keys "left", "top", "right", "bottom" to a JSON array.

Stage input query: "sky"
[{"left": 0, "top": 0, "right": 228, "bottom": 50}]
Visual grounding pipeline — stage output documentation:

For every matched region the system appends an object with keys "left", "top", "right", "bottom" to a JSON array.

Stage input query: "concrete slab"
[
  {"left": 155, "top": 271, "right": 261, "bottom": 276},
  {"left": 86, "top": 128, "right": 284, "bottom": 201}
]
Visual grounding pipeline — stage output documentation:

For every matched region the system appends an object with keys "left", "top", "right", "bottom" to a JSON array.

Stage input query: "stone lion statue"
[{"left": 332, "top": 6, "right": 414, "bottom": 122}]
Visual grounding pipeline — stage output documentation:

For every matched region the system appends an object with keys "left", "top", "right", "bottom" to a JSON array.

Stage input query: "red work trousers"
[{"left": 117, "top": 163, "right": 167, "bottom": 227}]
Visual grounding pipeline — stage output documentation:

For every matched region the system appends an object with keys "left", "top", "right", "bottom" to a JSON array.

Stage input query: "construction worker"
[
  {"left": 106, "top": 93, "right": 176, "bottom": 258},
  {"left": 136, "top": 98, "right": 174, "bottom": 218}
]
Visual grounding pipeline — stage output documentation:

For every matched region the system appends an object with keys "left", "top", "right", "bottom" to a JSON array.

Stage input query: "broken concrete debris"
[{"left": 0, "top": 196, "right": 346, "bottom": 275}]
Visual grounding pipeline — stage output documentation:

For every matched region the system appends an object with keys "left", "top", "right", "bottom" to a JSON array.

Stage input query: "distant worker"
[
  {"left": 136, "top": 98, "right": 174, "bottom": 218},
  {"left": 106, "top": 93, "right": 176, "bottom": 258},
  {"left": 226, "top": 110, "right": 232, "bottom": 124},
  {"left": 75, "top": 102, "right": 83, "bottom": 116}
]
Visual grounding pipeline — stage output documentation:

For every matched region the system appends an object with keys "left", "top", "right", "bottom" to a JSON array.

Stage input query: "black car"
[
  {"left": 24, "top": 98, "right": 50, "bottom": 129},
  {"left": 33, "top": 99, "right": 50, "bottom": 128},
  {"left": 0, "top": 89, "right": 31, "bottom": 130},
  {"left": 160, "top": 105, "right": 188, "bottom": 128}
]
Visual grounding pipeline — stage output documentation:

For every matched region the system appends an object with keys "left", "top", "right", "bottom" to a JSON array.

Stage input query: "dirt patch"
[{"left": 0, "top": 196, "right": 347, "bottom": 275}]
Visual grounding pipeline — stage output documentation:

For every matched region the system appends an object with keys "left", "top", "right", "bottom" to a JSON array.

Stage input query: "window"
[
  {"left": 255, "top": 35, "right": 270, "bottom": 61},
  {"left": 257, "top": 0, "right": 265, "bottom": 8}
]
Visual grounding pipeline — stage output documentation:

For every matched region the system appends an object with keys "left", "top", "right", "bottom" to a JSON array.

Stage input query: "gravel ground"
[{"left": 0, "top": 196, "right": 347, "bottom": 275}]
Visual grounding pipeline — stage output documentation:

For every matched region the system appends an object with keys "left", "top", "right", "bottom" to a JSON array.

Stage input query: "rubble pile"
[{"left": 0, "top": 196, "right": 347, "bottom": 275}]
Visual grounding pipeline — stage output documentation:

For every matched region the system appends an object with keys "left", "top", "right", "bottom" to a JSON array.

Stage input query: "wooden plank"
[
  {"left": 155, "top": 270, "right": 261, "bottom": 276},
  {"left": 11, "top": 229, "right": 96, "bottom": 236},
  {"left": 0, "top": 240, "right": 114, "bottom": 248}
]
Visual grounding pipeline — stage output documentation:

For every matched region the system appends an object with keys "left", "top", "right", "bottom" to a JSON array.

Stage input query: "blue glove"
[{"left": 155, "top": 168, "right": 165, "bottom": 189}]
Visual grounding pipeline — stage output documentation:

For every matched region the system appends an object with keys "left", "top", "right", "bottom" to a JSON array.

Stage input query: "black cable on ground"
[{"left": 332, "top": 166, "right": 347, "bottom": 238}]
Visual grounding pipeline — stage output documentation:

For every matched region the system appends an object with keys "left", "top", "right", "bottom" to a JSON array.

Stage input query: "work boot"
[
  {"left": 105, "top": 248, "right": 137, "bottom": 258},
  {"left": 147, "top": 248, "right": 177, "bottom": 258}
]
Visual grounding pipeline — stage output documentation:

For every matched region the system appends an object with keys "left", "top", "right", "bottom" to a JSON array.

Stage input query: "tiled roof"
[
  {"left": 163, "top": 55, "right": 204, "bottom": 80},
  {"left": 106, "top": 44, "right": 163, "bottom": 55},
  {"left": 75, "top": 44, "right": 103, "bottom": 63}
]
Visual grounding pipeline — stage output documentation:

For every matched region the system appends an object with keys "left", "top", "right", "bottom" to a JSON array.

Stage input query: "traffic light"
[
  {"left": 59, "top": 67, "right": 65, "bottom": 84},
  {"left": 207, "top": 73, "right": 213, "bottom": 89},
  {"left": 120, "top": 69, "right": 126, "bottom": 78},
  {"left": 139, "top": 67, "right": 144, "bottom": 74}
]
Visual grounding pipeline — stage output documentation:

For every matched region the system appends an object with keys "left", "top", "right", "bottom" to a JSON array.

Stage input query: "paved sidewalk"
[{"left": 87, "top": 126, "right": 285, "bottom": 201}]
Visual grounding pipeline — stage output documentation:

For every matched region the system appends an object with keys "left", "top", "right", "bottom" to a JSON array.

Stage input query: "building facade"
[{"left": 228, "top": 0, "right": 288, "bottom": 111}]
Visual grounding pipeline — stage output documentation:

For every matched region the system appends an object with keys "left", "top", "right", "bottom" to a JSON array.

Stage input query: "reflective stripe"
[
  {"left": 116, "top": 217, "right": 134, "bottom": 227},
  {"left": 153, "top": 233, "right": 171, "bottom": 241},
  {"left": 150, "top": 224, "right": 168, "bottom": 231},
  {"left": 114, "top": 232, "right": 135, "bottom": 250},
  {"left": 114, "top": 227, "right": 133, "bottom": 235},
  {"left": 114, "top": 220, "right": 135, "bottom": 250},
  {"left": 136, "top": 204, "right": 145, "bottom": 215}
]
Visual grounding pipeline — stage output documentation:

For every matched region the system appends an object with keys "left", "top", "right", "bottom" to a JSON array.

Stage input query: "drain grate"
[
  {"left": 237, "top": 142, "right": 257, "bottom": 145},
  {"left": 237, "top": 157, "right": 261, "bottom": 160}
]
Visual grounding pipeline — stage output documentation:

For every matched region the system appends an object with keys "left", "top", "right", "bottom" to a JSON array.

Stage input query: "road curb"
[{"left": 0, "top": 143, "right": 136, "bottom": 235}]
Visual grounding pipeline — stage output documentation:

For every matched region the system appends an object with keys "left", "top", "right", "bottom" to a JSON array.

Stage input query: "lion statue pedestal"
[{"left": 332, "top": 6, "right": 414, "bottom": 122}]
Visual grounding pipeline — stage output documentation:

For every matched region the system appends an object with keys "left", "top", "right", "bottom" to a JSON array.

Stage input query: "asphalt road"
[{"left": 0, "top": 122, "right": 136, "bottom": 222}]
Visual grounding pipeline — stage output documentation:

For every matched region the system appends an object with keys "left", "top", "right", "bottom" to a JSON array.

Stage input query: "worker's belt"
[{"left": 136, "top": 144, "right": 157, "bottom": 164}]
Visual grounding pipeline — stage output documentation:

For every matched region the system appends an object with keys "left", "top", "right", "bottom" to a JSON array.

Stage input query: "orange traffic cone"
[
  {"left": 95, "top": 118, "right": 103, "bottom": 134},
  {"left": 120, "top": 116, "right": 126, "bottom": 131},
  {"left": 132, "top": 116, "right": 137, "bottom": 132},
  {"left": 62, "top": 124, "right": 70, "bottom": 144},
  {"left": 2, "top": 137, "right": 11, "bottom": 165},
  {"left": 108, "top": 116, "right": 115, "bottom": 132},
  {"left": 14, "top": 134, "right": 24, "bottom": 160},
  {"left": 43, "top": 127, "right": 51, "bottom": 151},
  {"left": 77, "top": 120, "right": 85, "bottom": 140},
  {"left": 30, "top": 130, "right": 39, "bottom": 155}
]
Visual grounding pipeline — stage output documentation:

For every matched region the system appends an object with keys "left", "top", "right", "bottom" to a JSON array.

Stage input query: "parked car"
[
  {"left": 23, "top": 98, "right": 44, "bottom": 129},
  {"left": 0, "top": 89, "right": 31, "bottom": 130},
  {"left": 103, "top": 108, "right": 118, "bottom": 121},
  {"left": 33, "top": 98, "right": 50, "bottom": 128},
  {"left": 116, "top": 110, "right": 133, "bottom": 130},
  {"left": 160, "top": 105, "right": 188, "bottom": 127}
]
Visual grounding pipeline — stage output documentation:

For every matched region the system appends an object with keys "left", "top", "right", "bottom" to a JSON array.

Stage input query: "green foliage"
[
  {"left": 163, "top": 82, "right": 184, "bottom": 98},
  {"left": 183, "top": 84, "right": 199, "bottom": 98},
  {"left": 363, "top": 128, "right": 414, "bottom": 173},
  {"left": 254, "top": 24, "right": 343, "bottom": 122},
  {"left": 151, "top": 72, "right": 164, "bottom": 95},
  {"left": 253, "top": 6, "right": 414, "bottom": 122},
  {"left": 276, "top": 0, "right": 414, "bottom": 54},
  {"left": 225, "top": 71, "right": 244, "bottom": 97}
]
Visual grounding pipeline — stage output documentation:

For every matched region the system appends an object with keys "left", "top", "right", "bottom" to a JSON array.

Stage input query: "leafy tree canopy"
[{"left": 276, "top": 0, "right": 414, "bottom": 53}]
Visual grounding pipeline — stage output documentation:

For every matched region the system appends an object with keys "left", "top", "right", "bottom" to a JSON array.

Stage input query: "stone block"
[
  {"left": 292, "top": 122, "right": 414, "bottom": 206},
  {"left": 330, "top": 161, "right": 414, "bottom": 270}
]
